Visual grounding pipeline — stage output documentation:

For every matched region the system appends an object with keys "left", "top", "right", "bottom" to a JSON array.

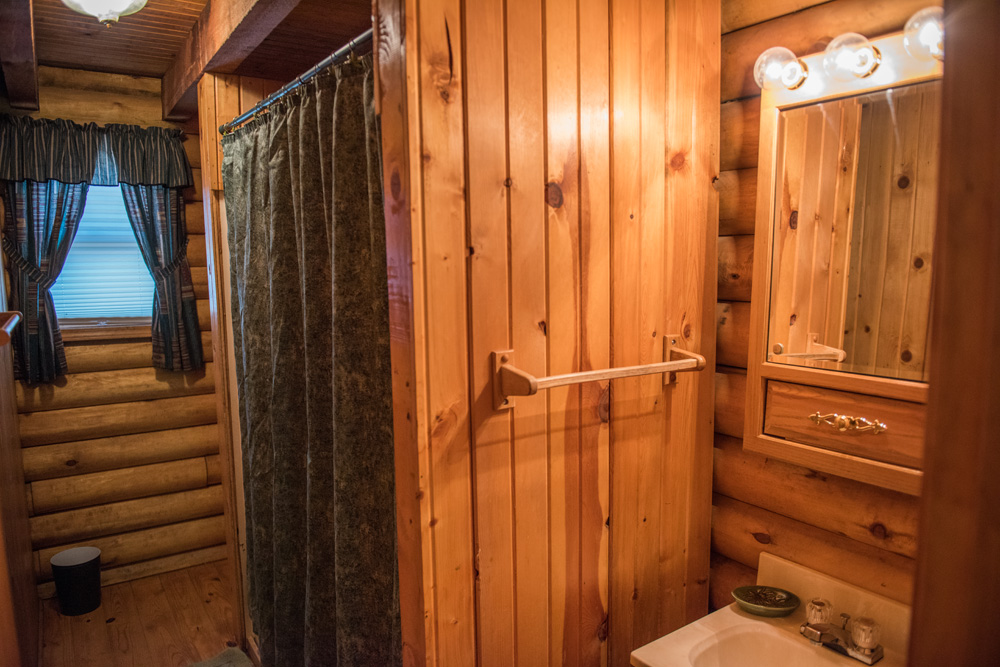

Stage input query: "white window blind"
[{"left": 51, "top": 186, "right": 155, "bottom": 320}]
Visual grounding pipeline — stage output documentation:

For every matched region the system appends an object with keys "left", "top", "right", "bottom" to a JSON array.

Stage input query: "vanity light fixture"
[
  {"left": 823, "top": 33, "right": 882, "bottom": 80},
  {"left": 60, "top": 0, "right": 147, "bottom": 26},
  {"left": 904, "top": 7, "right": 945, "bottom": 61},
  {"left": 753, "top": 47, "right": 809, "bottom": 91}
]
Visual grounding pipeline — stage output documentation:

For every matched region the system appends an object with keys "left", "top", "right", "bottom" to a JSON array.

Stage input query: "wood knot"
[
  {"left": 597, "top": 616, "right": 609, "bottom": 642},
  {"left": 897, "top": 175, "right": 910, "bottom": 189},
  {"left": 869, "top": 522, "right": 888, "bottom": 540},
  {"left": 598, "top": 384, "right": 611, "bottom": 424},
  {"left": 789, "top": 210, "right": 799, "bottom": 230},
  {"left": 65, "top": 459, "right": 77, "bottom": 467},
  {"left": 545, "top": 182, "right": 564, "bottom": 208},
  {"left": 429, "top": 517, "right": 439, "bottom": 527},
  {"left": 900, "top": 349, "right": 913, "bottom": 363},
  {"left": 789, "top": 313, "right": 797, "bottom": 325},
  {"left": 632, "top": 588, "right": 639, "bottom": 600},
  {"left": 670, "top": 151, "right": 686, "bottom": 171},
  {"left": 390, "top": 169, "right": 401, "bottom": 200},
  {"left": 683, "top": 323, "right": 693, "bottom": 339},
  {"left": 913, "top": 256, "right": 924, "bottom": 269},
  {"left": 752, "top": 531, "right": 771, "bottom": 544},
  {"left": 503, "top": 178, "right": 512, "bottom": 188}
]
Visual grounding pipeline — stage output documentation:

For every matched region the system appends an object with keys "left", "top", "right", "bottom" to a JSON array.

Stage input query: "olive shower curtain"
[{"left": 220, "top": 56, "right": 400, "bottom": 666}]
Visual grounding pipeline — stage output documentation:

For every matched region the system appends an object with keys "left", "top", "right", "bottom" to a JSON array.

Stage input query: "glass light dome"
[
  {"left": 904, "top": 7, "right": 945, "bottom": 61},
  {"left": 754, "top": 47, "right": 809, "bottom": 91},
  {"left": 61, "top": 0, "right": 147, "bottom": 25},
  {"left": 822, "top": 33, "right": 882, "bottom": 80}
]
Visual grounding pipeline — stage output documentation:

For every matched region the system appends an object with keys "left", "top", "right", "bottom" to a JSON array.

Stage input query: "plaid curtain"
[
  {"left": 119, "top": 184, "right": 203, "bottom": 371},
  {"left": 0, "top": 180, "right": 88, "bottom": 383}
]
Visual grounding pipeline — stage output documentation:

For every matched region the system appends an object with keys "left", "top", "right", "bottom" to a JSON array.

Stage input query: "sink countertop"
[{"left": 631, "top": 554, "right": 911, "bottom": 667}]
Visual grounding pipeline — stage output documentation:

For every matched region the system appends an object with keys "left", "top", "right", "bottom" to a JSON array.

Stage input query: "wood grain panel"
[
  {"left": 17, "top": 364, "right": 215, "bottom": 413},
  {"left": 714, "top": 434, "right": 919, "bottom": 558},
  {"left": 714, "top": 370, "right": 746, "bottom": 439},
  {"left": 722, "top": 0, "right": 829, "bottom": 34},
  {"left": 381, "top": 1, "right": 718, "bottom": 663},
  {"left": 21, "top": 425, "right": 219, "bottom": 481},
  {"left": 708, "top": 551, "right": 755, "bottom": 611},
  {"left": 718, "top": 168, "right": 757, "bottom": 236},
  {"left": 63, "top": 334, "right": 214, "bottom": 373},
  {"left": 712, "top": 493, "right": 915, "bottom": 604},
  {"left": 911, "top": 1, "right": 1000, "bottom": 659},
  {"left": 34, "top": 515, "right": 226, "bottom": 581},
  {"left": 187, "top": 234, "right": 207, "bottom": 267},
  {"left": 504, "top": 0, "right": 551, "bottom": 662},
  {"left": 716, "top": 301, "right": 750, "bottom": 369},
  {"left": 720, "top": 98, "right": 760, "bottom": 171},
  {"left": 19, "top": 394, "right": 218, "bottom": 447},
  {"left": 4, "top": 67, "right": 189, "bottom": 130},
  {"left": 720, "top": 0, "right": 937, "bottom": 102},
  {"left": 30, "top": 486, "right": 223, "bottom": 549},
  {"left": 414, "top": 0, "right": 478, "bottom": 663},
  {"left": 718, "top": 234, "right": 754, "bottom": 301},
  {"left": 464, "top": 0, "right": 515, "bottom": 663},
  {"left": 28, "top": 456, "right": 220, "bottom": 513}
]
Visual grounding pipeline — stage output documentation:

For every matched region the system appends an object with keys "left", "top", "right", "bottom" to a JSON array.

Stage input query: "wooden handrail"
[
  {"left": 492, "top": 335, "right": 706, "bottom": 410},
  {"left": 0, "top": 311, "right": 21, "bottom": 346}
]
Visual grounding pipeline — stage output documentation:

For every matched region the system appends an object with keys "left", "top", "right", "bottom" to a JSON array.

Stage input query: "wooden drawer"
[{"left": 764, "top": 381, "right": 924, "bottom": 468}]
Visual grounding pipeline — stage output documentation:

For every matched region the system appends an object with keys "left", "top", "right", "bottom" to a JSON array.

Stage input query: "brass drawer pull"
[{"left": 809, "top": 412, "right": 888, "bottom": 435}]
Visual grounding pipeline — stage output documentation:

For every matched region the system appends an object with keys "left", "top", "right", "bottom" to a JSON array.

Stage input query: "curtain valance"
[{"left": 0, "top": 115, "right": 193, "bottom": 188}]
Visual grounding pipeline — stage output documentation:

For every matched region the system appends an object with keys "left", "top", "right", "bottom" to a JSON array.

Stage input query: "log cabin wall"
[
  {"left": 711, "top": 0, "right": 936, "bottom": 609},
  {"left": 378, "top": 1, "right": 719, "bottom": 665},
  {"left": 0, "top": 67, "right": 229, "bottom": 597},
  {"left": 195, "top": 71, "right": 285, "bottom": 657}
]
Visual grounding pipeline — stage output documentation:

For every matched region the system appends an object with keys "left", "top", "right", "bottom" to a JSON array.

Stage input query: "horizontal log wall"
[
  {"left": 5, "top": 68, "right": 227, "bottom": 595},
  {"left": 710, "top": 0, "right": 928, "bottom": 608}
]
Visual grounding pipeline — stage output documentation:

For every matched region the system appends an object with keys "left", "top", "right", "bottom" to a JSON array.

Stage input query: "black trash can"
[{"left": 50, "top": 546, "right": 101, "bottom": 616}]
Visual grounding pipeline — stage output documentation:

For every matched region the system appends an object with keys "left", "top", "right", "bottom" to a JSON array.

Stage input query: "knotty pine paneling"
[
  {"left": 378, "top": 1, "right": 719, "bottom": 665},
  {"left": 710, "top": 0, "right": 924, "bottom": 607},
  {"left": 1, "top": 68, "right": 228, "bottom": 591}
]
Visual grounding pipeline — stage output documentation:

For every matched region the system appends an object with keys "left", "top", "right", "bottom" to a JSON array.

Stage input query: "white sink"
[{"left": 631, "top": 554, "right": 911, "bottom": 667}]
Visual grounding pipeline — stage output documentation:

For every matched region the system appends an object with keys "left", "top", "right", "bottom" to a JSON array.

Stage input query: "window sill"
[{"left": 60, "top": 318, "right": 152, "bottom": 342}]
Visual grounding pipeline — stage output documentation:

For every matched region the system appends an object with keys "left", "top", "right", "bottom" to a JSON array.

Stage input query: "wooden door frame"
[{"left": 909, "top": 0, "right": 1000, "bottom": 663}]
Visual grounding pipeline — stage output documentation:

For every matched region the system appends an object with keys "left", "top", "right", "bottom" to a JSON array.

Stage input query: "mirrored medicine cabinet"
[{"left": 744, "top": 33, "right": 944, "bottom": 496}]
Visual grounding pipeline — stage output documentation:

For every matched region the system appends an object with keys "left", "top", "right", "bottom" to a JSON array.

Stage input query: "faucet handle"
[
  {"left": 806, "top": 598, "right": 833, "bottom": 624},
  {"left": 840, "top": 612, "right": 852, "bottom": 629},
  {"left": 850, "top": 616, "right": 881, "bottom": 651}
]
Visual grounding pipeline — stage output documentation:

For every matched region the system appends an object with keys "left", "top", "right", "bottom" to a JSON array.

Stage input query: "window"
[{"left": 50, "top": 186, "right": 155, "bottom": 322}]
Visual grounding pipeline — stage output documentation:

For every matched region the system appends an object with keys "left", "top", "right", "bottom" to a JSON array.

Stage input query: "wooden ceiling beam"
[
  {"left": 161, "top": 0, "right": 301, "bottom": 120},
  {"left": 0, "top": 0, "right": 39, "bottom": 110}
]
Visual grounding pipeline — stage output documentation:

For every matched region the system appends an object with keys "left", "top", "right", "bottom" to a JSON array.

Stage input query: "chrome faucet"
[{"left": 800, "top": 599, "right": 884, "bottom": 665}]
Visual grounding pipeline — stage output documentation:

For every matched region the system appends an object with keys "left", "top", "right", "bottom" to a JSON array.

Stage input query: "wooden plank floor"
[{"left": 40, "top": 561, "right": 238, "bottom": 667}]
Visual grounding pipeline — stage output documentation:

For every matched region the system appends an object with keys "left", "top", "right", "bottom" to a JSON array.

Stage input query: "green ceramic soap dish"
[{"left": 731, "top": 585, "right": 800, "bottom": 617}]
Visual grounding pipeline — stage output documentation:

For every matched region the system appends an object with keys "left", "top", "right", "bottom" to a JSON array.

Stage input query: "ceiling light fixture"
[{"left": 61, "top": 0, "right": 147, "bottom": 26}]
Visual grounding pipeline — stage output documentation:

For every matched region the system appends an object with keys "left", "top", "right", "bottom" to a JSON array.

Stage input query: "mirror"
[{"left": 766, "top": 80, "right": 941, "bottom": 382}]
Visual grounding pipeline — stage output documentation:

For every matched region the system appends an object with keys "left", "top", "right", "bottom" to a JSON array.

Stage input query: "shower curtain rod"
[{"left": 218, "top": 28, "right": 374, "bottom": 135}]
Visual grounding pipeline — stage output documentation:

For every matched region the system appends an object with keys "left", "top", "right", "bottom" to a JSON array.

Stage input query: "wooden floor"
[{"left": 40, "top": 561, "right": 239, "bottom": 667}]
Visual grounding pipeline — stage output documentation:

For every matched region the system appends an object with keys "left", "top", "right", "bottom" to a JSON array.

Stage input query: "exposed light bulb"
[
  {"left": 823, "top": 33, "right": 882, "bottom": 80},
  {"left": 904, "top": 7, "right": 944, "bottom": 61},
  {"left": 753, "top": 47, "right": 809, "bottom": 91},
  {"left": 60, "top": 0, "right": 147, "bottom": 25}
]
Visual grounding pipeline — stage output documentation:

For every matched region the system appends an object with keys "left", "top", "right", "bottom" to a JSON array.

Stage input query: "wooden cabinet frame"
[{"left": 744, "top": 32, "right": 943, "bottom": 497}]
